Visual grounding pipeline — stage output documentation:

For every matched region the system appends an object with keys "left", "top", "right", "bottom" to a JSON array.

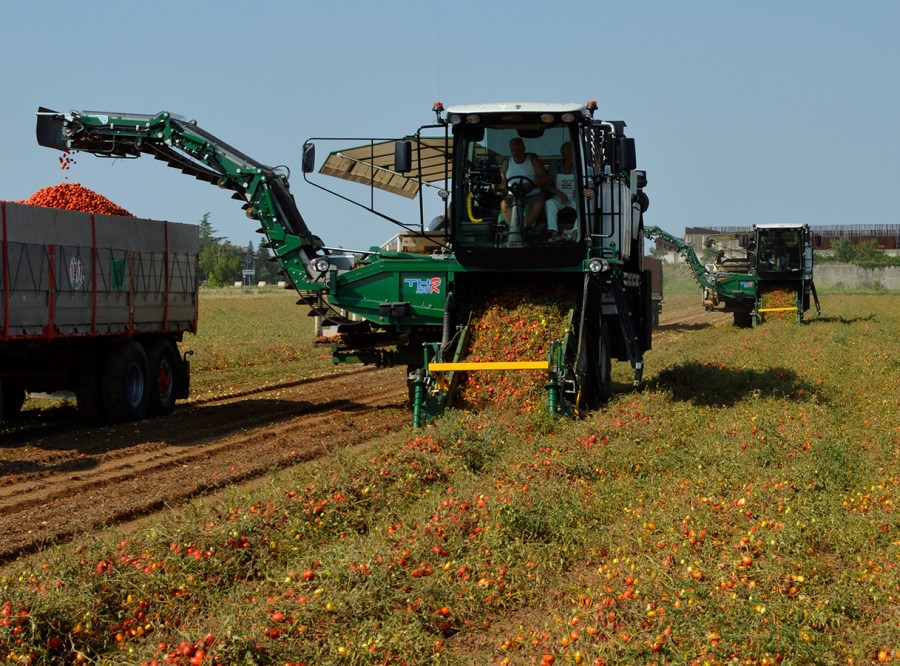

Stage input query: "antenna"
[{"left": 434, "top": 0, "right": 442, "bottom": 102}]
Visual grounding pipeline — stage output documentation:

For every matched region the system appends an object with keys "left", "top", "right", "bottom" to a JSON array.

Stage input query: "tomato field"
[{"left": 1, "top": 281, "right": 897, "bottom": 665}]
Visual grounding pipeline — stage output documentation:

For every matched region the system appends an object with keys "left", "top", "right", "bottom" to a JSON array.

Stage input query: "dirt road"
[{"left": 0, "top": 367, "right": 408, "bottom": 564}]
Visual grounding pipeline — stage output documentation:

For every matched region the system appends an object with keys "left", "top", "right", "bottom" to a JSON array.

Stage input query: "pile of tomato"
[
  {"left": 20, "top": 182, "right": 134, "bottom": 217},
  {"left": 759, "top": 286, "right": 798, "bottom": 321},
  {"left": 456, "top": 280, "right": 573, "bottom": 413}
]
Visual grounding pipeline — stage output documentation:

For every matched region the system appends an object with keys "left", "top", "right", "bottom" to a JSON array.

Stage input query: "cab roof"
[
  {"left": 753, "top": 223, "right": 810, "bottom": 230},
  {"left": 444, "top": 102, "right": 587, "bottom": 116}
]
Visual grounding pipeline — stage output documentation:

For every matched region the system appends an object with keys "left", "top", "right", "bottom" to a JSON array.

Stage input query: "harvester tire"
[
  {"left": 597, "top": 320, "right": 612, "bottom": 402},
  {"left": 733, "top": 310, "right": 753, "bottom": 328},
  {"left": 575, "top": 294, "right": 612, "bottom": 408},
  {"left": 102, "top": 341, "right": 150, "bottom": 423},
  {"left": 145, "top": 339, "right": 179, "bottom": 417},
  {"left": 406, "top": 365, "right": 419, "bottom": 408}
]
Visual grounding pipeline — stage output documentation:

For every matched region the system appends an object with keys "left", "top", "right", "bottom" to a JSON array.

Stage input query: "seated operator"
[
  {"left": 544, "top": 141, "right": 578, "bottom": 241},
  {"left": 494, "top": 137, "right": 549, "bottom": 232},
  {"left": 766, "top": 233, "right": 789, "bottom": 270}
]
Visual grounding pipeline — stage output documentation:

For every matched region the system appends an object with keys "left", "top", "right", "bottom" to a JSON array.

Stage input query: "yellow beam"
[
  {"left": 429, "top": 361, "right": 549, "bottom": 372},
  {"left": 758, "top": 306, "right": 798, "bottom": 313}
]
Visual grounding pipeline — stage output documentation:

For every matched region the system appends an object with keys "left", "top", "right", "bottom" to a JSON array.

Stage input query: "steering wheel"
[{"left": 505, "top": 175, "right": 535, "bottom": 197}]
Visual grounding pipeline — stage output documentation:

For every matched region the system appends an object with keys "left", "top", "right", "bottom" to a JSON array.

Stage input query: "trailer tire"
[
  {"left": 102, "top": 341, "right": 150, "bottom": 423},
  {"left": 0, "top": 382, "right": 26, "bottom": 420},
  {"left": 145, "top": 339, "right": 179, "bottom": 417},
  {"left": 75, "top": 346, "right": 106, "bottom": 424}
]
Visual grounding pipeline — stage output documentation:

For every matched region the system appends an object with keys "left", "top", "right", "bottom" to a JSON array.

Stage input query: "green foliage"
[
  {"left": 825, "top": 236, "right": 900, "bottom": 267},
  {"left": 199, "top": 244, "right": 241, "bottom": 287},
  {"left": 197, "top": 212, "right": 251, "bottom": 286},
  {"left": 830, "top": 236, "right": 855, "bottom": 262},
  {"left": 2, "top": 292, "right": 899, "bottom": 664},
  {"left": 252, "top": 240, "right": 278, "bottom": 283},
  {"left": 853, "top": 239, "right": 900, "bottom": 267}
]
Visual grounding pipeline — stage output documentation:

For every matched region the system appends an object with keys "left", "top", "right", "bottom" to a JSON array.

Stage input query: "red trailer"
[{"left": 1, "top": 202, "right": 199, "bottom": 423}]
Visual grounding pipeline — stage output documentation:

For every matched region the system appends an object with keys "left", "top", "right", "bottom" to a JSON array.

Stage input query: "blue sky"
[{"left": 2, "top": 1, "right": 897, "bottom": 250}]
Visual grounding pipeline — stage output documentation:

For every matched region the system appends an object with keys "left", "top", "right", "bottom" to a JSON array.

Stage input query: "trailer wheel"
[
  {"left": 0, "top": 382, "right": 27, "bottom": 420},
  {"left": 75, "top": 347, "right": 105, "bottom": 424},
  {"left": 145, "top": 340, "right": 179, "bottom": 417},
  {"left": 102, "top": 341, "right": 150, "bottom": 423}
]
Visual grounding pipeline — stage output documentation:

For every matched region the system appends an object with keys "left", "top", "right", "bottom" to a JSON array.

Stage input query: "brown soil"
[
  {"left": 0, "top": 367, "right": 408, "bottom": 565},
  {"left": 656, "top": 295, "right": 732, "bottom": 331},
  {"left": 0, "top": 300, "right": 720, "bottom": 567}
]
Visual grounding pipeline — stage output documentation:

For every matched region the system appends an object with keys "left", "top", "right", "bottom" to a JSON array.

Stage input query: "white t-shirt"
[
  {"left": 555, "top": 171, "right": 577, "bottom": 202},
  {"left": 505, "top": 154, "right": 541, "bottom": 197}
]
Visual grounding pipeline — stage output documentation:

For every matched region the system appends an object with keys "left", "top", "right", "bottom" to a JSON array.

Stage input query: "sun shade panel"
[{"left": 319, "top": 138, "right": 452, "bottom": 199}]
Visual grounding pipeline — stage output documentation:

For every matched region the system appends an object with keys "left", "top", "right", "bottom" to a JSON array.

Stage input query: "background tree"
[
  {"left": 197, "top": 213, "right": 242, "bottom": 286},
  {"left": 830, "top": 237, "right": 855, "bottom": 263},
  {"left": 254, "top": 241, "right": 278, "bottom": 283},
  {"left": 851, "top": 238, "right": 881, "bottom": 263}
]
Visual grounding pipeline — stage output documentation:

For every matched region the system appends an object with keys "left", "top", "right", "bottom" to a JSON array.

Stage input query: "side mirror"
[
  {"left": 814, "top": 234, "right": 822, "bottom": 248},
  {"left": 617, "top": 138, "right": 637, "bottom": 171},
  {"left": 394, "top": 140, "right": 412, "bottom": 173},
  {"left": 301, "top": 142, "right": 316, "bottom": 174}
]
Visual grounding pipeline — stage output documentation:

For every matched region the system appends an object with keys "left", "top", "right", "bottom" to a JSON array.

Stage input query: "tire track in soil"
[
  {"left": 0, "top": 367, "right": 408, "bottom": 564},
  {"left": 0, "top": 365, "right": 385, "bottom": 448}
]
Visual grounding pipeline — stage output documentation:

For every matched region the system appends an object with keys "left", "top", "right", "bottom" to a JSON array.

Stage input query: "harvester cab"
[
  {"left": 440, "top": 103, "right": 599, "bottom": 268},
  {"left": 754, "top": 224, "right": 806, "bottom": 276}
]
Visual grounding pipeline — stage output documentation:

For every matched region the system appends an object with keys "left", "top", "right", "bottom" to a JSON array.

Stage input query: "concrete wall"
[{"left": 815, "top": 264, "right": 900, "bottom": 290}]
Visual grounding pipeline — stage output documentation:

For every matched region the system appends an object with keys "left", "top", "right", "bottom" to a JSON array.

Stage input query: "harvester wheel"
[
  {"left": 733, "top": 310, "right": 753, "bottom": 328},
  {"left": 597, "top": 320, "right": 612, "bottom": 402},
  {"left": 406, "top": 365, "right": 419, "bottom": 408},
  {"left": 145, "top": 340, "right": 179, "bottom": 417},
  {"left": 102, "top": 341, "right": 150, "bottom": 423},
  {"left": 575, "top": 296, "right": 612, "bottom": 409}
]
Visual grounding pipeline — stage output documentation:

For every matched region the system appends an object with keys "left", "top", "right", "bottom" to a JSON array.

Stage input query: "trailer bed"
[{"left": 1, "top": 202, "right": 198, "bottom": 340}]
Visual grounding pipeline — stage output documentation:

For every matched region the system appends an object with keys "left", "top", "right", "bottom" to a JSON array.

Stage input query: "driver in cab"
[{"left": 495, "top": 137, "right": 549, "bottom": 232}]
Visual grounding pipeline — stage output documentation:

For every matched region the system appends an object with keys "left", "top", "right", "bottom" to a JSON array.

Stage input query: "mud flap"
[{"left": 177, "top": 351, "right": 193, "bottom": 399}]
